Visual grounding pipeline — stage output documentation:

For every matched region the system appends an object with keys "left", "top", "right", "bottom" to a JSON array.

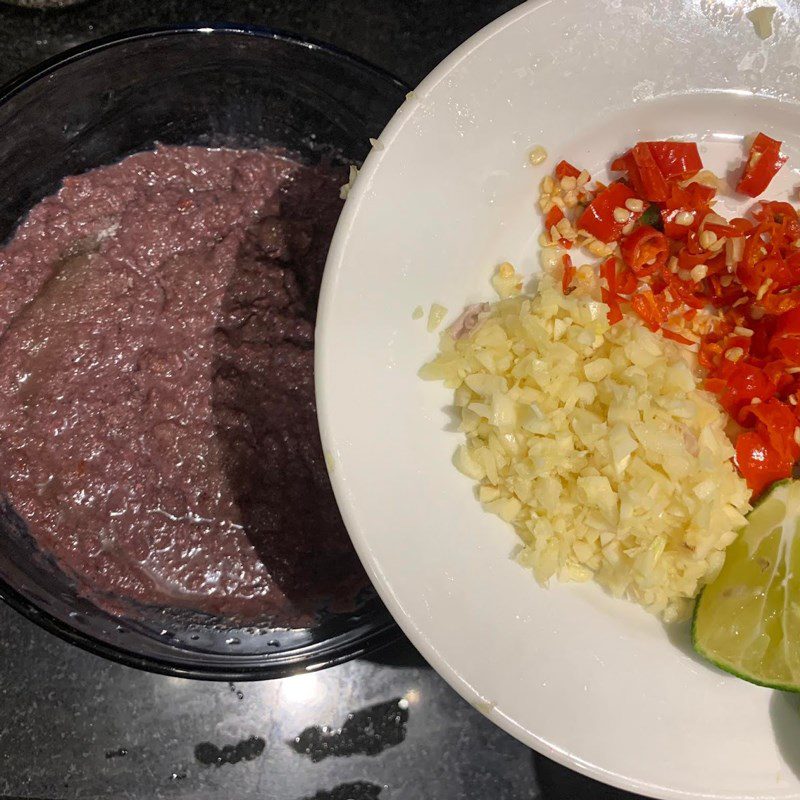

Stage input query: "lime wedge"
[{"left": 693, "top": 479, "right": 800, "bottom": 691}]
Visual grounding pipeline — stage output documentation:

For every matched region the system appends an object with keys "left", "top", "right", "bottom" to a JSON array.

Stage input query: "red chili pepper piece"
[
  {"left": 736, "top": 132, "right": 787, "bottom": 197},
  {"left": 601, "top": 287, "right": 623, "bottom": 324},
  {"left": 774, "top": 307, "right": 800, "bottom": 337},
  {"left": 644, "top": 141, "right": 703, "bottom": 180},
  {"left": 769, "top": 307, "right": 800, "bottom": 363},
  {"left": 745, "top": 398, "right": 800, "bottom": 463},
  {"left": 735, "top": 430, "right": 793, "bottom": 496},
  {"left": 704, "top": 377, "right": 727, "bottom": 394},
  {"left": 760, "top": 291, "right": 800, "bottom": 316},
  {"left": 544, "top": 205, "right": 564, "bottom": 232},
  {"left": 719, "top": 362, "right": 778, "bottom": 417},
  {"left": 620, "top": 225, "right": 668, "bottom": 277},
  {"left": 630, "top": 142, "right": 670, "bottom": 202},
  {"left": 598, "top": 255, "right": 615, "bottom": 289},
  {"left": 630, "top": 289, "right": 666, "bottom": 331},
  {"left": 577, "top": 182, "right": 637, "bottom": 243},
  {"left": 611, "top": 151, "right": 646, "bottom": 198},
  {"left": 660, "top": 182, "right": 716, "bottom": 239},
  {"left": 561, "top": 254, "right": 576, "bottom": 294},
  {"left": 555, "top": 160, "right": 581, "bottom": 180},
  {"left": 662, "top": 329, "right": 695, "bottom": 345}
]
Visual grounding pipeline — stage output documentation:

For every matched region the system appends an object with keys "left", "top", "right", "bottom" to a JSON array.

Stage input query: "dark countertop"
[{"left": 0, "top": 2, "right": 646, "bottom": 799}]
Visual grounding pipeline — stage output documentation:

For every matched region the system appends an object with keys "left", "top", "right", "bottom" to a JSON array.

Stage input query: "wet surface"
[
  {"left": 0, "top": 2, "right": 650, "bottom": 799},
  {"left": 194, "top": 736, "right": 266, "bottom": 767},
  {"left": 297, "top": 782, "right": 384, "bottom": 800},
  {"left": 0, "top": 600, "right": 649, "bottom": 800},
  {"left": 290, "top": 699, "right": 409, "bottom": 762}
]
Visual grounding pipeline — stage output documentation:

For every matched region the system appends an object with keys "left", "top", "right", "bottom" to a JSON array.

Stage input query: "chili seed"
[
  {"left": 529, "top": 145, "right": 548, "bottom": 166},
  {"left": 625, "top": 198, "right": 644, "bottom": 213},
  {"left": 498, "top": 262, "right": 515, "bottom": 278},
  {"left": 675, "top": 211, "right": 694, "bottom": 226},
  {"left": 699, "top": 230, "right": 718, "bottom": 250},
  {"left": 690, "top": 264, "right": 708, "bottom": 282},
  {"left": 613, "top": 207, "right": 630, "bottom": 224},
  {"left": 724, "top": 347, "right": 745, "bottom": 362},
  {"left": 756, "top": 278, "right": 773, "bottom": 300}
]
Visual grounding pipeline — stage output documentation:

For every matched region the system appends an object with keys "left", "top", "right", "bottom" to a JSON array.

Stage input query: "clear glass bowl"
[{"left": 0, "top": 25, "right": 406, "bottom": 679}]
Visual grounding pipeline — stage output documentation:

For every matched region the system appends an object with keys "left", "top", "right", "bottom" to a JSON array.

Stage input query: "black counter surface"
[{"left": 0, "top": 2, "right": 646, "bottom": 799}]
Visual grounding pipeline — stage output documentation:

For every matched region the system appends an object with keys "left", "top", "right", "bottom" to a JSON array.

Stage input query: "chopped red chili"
[
  {"left": 545, "top": 134, "right": 800, "bottom": 494},
  {"left": 577, "top": 182, "right": 637, "bottom": 243},
  {"left": 736, "top": 132, "right": 787, "bottom": 197},
  {"left": 555, "top": 160, "right": 581, "bottom": 180}
]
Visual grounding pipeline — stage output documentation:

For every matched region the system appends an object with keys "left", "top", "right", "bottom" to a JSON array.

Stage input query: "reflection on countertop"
[{"left": 0, "top": 598, "right": 651, "bottom": 799}]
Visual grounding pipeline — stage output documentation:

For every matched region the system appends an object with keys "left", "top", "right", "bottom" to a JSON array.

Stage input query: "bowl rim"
[
  {"left": 0, "top": 22, "right": 407, "bottom": 681},
  {"left": 0, "top": 22, "right": 409, "bottom": 109}
]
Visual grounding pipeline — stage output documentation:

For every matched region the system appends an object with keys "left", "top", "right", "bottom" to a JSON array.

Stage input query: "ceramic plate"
[{"left": 316, "top": 1, "right": 800, "bottom": 797}]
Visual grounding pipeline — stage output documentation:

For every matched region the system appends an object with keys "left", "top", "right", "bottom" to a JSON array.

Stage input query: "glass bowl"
[{"left": 0, "top": 25, "right": 406, "bottom": 679}]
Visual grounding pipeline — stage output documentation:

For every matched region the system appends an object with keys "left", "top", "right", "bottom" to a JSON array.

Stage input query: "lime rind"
[
  {"left": 692, "top": 479, "right": 800, "bottom": 692},
  {"left": 692, "top": 594, "right": 800, "bottom": 692}
]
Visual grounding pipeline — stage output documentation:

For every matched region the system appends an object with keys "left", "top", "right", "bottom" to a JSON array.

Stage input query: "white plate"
[{"left": 315, "top": 2, "right": 800, "bottom": 797}]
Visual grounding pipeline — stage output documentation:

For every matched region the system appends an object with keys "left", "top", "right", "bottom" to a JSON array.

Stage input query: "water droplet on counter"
[
  {"left": 194, "top": 736, "right": 265, "bottom": 767},
  {"left": 298, "top": 781, "right": 384, "bottom": 800},
  {"left": 228, "top": 682, "right": 244, "bottom": 699},
  {"left": 288, "top": 698, "right": 409, "bottom": 762}
]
